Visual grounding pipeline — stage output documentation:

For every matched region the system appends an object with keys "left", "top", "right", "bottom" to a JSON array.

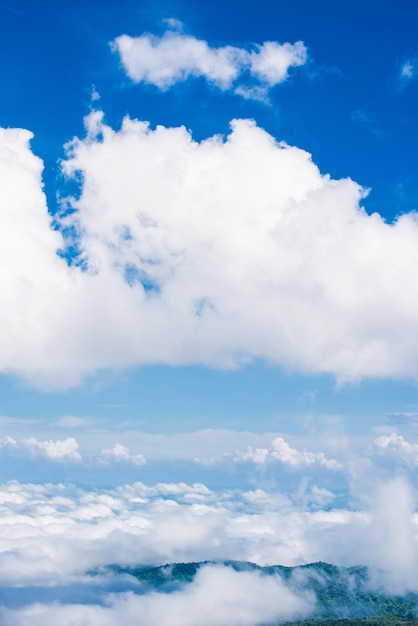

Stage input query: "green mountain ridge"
[
  {"left": 282, "top": 615, "right": 418, "bottom": 626},
  {"left": 97, "top": 560, "right": 418, "bottom": 623}
]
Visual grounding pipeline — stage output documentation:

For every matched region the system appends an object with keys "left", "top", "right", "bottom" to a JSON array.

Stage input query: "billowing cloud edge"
[{"left": 2, "top": 114, "right": 418, "bottom": 388}]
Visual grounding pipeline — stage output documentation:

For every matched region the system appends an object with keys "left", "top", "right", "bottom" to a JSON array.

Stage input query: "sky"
[{"left": 1, "top": 0, "right": 418, "bottom": 623}]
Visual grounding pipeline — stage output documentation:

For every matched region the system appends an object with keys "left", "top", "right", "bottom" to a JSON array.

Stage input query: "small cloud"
[
  {"left": 401, "top": 61, "right": 414, "bottom": 79},
  {"left": 0, "top": 436, "right": 82, "bottom": 462},
  {"left": 91, "top": 85, "right": 101, "bottom": 102},
  {"left": 111, "top": 24, "right": 307, "bottom": 102},
  {"left": 399, "top": 58, "right": 418, "bottom": 87},
  {"left": 24, "top": 437, "right": 82, "bottom": 461},
  {"left": 163, "top": 17, "right": 184, "bottom": 32},
  {"left": 371, "top": 432, "right": 418, "bottom": 467},
  {"left": 235, "top": 436, "right": 341, "bottom": 471},
  {"left": 234, "top": 84, "right": 270, "bottom": 104},
  {"left": 238, "top": 446, "right": 270, "bottom": 464},
  {"left": 309, "top": 485, "right": 336, "bottom": 507},
  {"left": 270, "top": 437, "right": 341, "bottom": 470},
  {"left": 99, "top": 442, "right": 146, "bottom": 466},
  {"left": 249, "top": 40, "right": 307, "bottom": 86}
]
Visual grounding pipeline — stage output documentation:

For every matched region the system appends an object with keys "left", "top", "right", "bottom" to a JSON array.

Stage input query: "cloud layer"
[
  {"left": 0, "top": 472, "right": 415, "bottom": 624},
  {"left": 0, "top": 416, "right": 416, "bottom": 623},
  {"left": 2, "top": 421, "right": 418, "bottom": 494},
  {"left": 0, "top": 477, "right": 415, "bottom": 583}
]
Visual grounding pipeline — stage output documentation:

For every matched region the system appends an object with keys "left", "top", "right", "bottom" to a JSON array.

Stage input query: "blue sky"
[
  {"left": 1, "top": 1, "right": 418, "bottom": 623},
  {"left": 2, "top": 0, "right": 418, "bottom": 219}
]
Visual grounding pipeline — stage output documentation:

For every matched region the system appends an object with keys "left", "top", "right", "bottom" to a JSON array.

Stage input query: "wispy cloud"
[
  {"left": 399, "top": 58, "right": 418, "bottom": 86},
  {"left": 351, "top": 109, "right": 383, "bottom": 138},
  {"left": 351, "top": 109, "right": 375, "bottom": 125},
  {"left": 400, "top": 60, "right": 416, "bottom": 80}
]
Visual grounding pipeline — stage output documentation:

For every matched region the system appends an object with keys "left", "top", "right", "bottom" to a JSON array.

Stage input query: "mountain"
[
  {"left": 97, "top": 560, "right": 418, "bottom": 623},
  {"left": 282, "top": 615, "right": 418, "bottom": 626}
]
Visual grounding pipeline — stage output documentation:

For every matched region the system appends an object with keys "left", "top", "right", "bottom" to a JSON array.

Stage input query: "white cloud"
[
  {"left": 235, "top": 436, "right": 341, "bottom": 470},
  {"left": 99, "top": 443, "right": 146, "bottom": 466},
  {"left": 60, "top": 113, "right": 418, "bottom": 385},
  {"left": 113, "top": 31, "right": 246, "bottom": 90},
  {"left": 372, "top": 432, "right": 418, "bottom": 466},
  {"left": 249, "top": 41, "right": 307, "bottom": 85},
  {"left": 308, "top": 485, "right": 335, "bottom": 507},
  {"left": 112, "top": 24, "right": 307, "bottom": 99},
  {"left": 23, "top": 437, "right": 81, "bottom": 461},
  {"left": 0, "top": 426, "right": 347, "bottom": 483},
  {"left": 0, "top": 481, "right": 391, "bottom": 576},
  {"left": 234, "top": 84, "right": 269, "bottom": 104},
  {"left": 271, "top": 437, "right": 341, "bottom": 470},
  {"left": 0, "top": 436, "right": 81, "bottom": 462},
  {"left": 4, "top": 114, "right": 418, "bottom": 388},
  {"left": 239, "top": 446, "right": 270, "bottom": 464}
]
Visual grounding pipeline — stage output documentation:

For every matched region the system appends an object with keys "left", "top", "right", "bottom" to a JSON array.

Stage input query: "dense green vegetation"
[{"left": 282, "top": 615, "right": 418, "bottom": 626}]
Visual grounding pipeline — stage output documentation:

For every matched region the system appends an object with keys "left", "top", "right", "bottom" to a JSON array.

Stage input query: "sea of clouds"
[
  {"left": 0, "top": 406, "right": 416, "bottom": 624},
  {"left": 0, "top": 470, "right": 415, "bottom": 625}
]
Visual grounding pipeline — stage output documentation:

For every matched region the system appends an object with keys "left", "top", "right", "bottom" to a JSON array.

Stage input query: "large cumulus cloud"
[{"left": 2, "top": 114, "right": 418, "bottom": 387}]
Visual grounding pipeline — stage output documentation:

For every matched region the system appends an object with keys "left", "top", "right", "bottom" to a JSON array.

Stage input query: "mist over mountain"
[{"left": 97, "top": 559, "right": 418, "bottom": 623}]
